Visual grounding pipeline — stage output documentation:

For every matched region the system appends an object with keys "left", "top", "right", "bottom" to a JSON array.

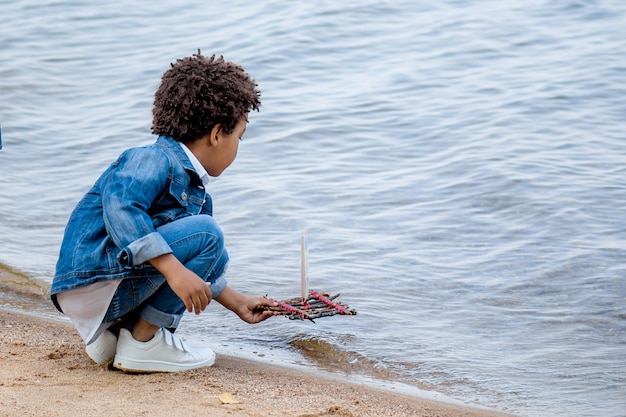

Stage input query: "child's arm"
[
  {"left": 215, "top": 286, "right": 278, "bottom": 324},
  {"left": 149, "top": 253, "right": 213, "bottom": 315}
]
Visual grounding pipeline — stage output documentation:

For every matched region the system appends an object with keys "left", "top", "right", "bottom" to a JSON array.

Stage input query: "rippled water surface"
[{"left": 1, "top": 1, "right": 625, "bottom": 416}]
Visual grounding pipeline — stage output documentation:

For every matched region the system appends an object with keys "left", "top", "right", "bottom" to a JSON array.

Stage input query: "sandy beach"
[{"left": 0, "top": 268, "right": 512, "bottom": 417}]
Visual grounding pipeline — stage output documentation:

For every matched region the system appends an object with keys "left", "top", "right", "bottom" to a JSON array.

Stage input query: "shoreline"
[{"left": 0, "top": 267, "right": 513, "bottom": 417}]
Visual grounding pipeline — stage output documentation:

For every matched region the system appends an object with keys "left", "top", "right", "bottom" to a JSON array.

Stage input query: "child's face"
[{"left": 207, "top": 117, "right": 247, "bottom": 177}]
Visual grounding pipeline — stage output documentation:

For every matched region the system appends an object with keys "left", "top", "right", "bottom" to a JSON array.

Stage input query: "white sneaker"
[
  {"left": 85, "top": 330, "right": 117, "bottom": 365},
  {"left": 113, "top": 328, "right": 215, "bottom": 372}
]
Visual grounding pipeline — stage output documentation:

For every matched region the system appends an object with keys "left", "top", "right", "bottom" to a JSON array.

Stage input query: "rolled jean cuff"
[
  {"left": 140, "top": 304, "right": 182, "bottom": 329},
  {"left": 209, "top": 274, "right": 228, "bottom": 299}
]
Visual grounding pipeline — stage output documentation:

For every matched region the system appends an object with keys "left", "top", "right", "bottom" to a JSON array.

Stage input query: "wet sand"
[{"left": 0, "top": 268, "right": 513, "bottom": 417}]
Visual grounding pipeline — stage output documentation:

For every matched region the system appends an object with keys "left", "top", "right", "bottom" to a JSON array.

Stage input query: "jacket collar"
[{"left": 155, "top": 136, "right": 199, "bottom": 179}]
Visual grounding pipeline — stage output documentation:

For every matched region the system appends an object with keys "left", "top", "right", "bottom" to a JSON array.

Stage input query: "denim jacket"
[{"left": 51, "top": 136, "right": 215, "bottom": 309}]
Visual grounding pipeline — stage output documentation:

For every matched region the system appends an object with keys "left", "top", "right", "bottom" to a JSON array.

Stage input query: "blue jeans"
[{"left": 103, "top": 215, "right": 229, "bottom": 331}]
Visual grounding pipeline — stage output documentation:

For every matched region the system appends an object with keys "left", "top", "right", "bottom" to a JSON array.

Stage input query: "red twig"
[
  {"left": 309, "top": 291, "right": 349, "bottom": 315},
  {"left": 271, "top": 299, "right": 311, "bottom": 320}
]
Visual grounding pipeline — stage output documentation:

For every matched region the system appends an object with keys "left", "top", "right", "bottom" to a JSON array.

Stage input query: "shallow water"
[{"left": 1, "top": 1, "right": 625, "bottom": 416}]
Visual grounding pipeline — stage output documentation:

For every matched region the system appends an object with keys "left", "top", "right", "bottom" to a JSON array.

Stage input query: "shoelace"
[{"left": 161, "top": 329, "right": 189, "bottom": 353}]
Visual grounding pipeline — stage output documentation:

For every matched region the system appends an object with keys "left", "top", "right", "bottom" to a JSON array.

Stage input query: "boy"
[{"left": 51, "top": 51, "right": 277, "bottom": 372}]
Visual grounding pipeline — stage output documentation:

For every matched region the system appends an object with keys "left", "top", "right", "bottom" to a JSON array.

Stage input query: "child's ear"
[{"left": 209, "top": 124, "right": 223, "bottom": 146}]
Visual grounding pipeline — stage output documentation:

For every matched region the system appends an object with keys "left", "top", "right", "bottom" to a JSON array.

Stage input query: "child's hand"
[
  {"left": 167, "top": 269, "right": 213, "bottom": 315},
  {"left": 238, "top": 296, "right": 280, "bottom": 324},
  {"left": 149, "top": 253, "right": 212, "bottom": 314},
  {"left": 215, "top": 287, "right": 279, "bottom": 324}
]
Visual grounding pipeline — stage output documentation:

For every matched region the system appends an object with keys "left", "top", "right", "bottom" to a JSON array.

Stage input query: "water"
[{"left": 1, "top": 1, "right": 625, "bottom": 415}]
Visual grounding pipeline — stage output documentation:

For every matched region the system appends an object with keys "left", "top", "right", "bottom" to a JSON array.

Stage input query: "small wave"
[
  {"left": 0, "top": 263, "right": 51, "bottom": 311},
  {"left": 289, "top": 335, "right": 400, "bottom": 382}
]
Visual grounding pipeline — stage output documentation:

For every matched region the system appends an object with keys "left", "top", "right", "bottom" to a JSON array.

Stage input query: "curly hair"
[{"left": 152, "top": 51, "right": 261, "bottom": 143}]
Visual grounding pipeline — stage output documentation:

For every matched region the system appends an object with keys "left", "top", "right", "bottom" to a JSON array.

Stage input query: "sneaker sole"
[{"left": 112, "top": 353, "right": 216, "bottom": 373}]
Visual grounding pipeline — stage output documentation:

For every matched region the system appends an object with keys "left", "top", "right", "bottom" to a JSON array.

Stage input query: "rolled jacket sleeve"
[{"left": 117, "top": 231, "right": 172, "bottom": 268}]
